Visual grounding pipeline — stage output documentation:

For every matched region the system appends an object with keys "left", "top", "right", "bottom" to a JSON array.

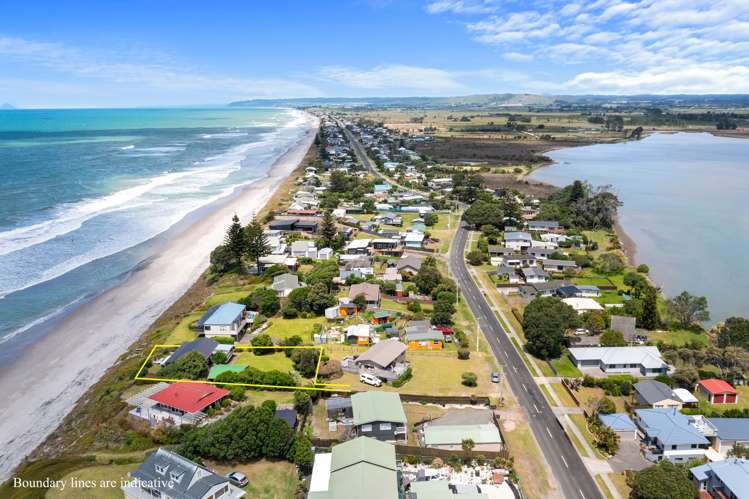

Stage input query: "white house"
[
  {"left": 318, "top": 247, "right": 335, "bottom": 260},
  {"left": 197, "top": 302, "right": 247, "bottom": 338},
  {"left": 562, "top": 297, "right": 604, "bottom": 314},
  {"left": 403, "top": 232, "right": 425, "bottom": 248},
  {"left": 568, "top": 346, "right": 669, "bottom": 376},
  {"left": 503, "top": 231, "right": 532, "bottom": 251},
  {"left": 290, "top": 240, "right": 318, "bottom": 259}
]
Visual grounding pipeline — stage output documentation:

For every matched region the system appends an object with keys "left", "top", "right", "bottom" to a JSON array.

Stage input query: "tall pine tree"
[
  {"left": 641, "top": 285, "right": 659, "bottom": 330},
  {"left": 224, "top": 214, "right": 245, "bottom": 268},
  {"left": 319, "top": 210, "right": 337, "bottom": 249},
  {"left": 245, "top": 215, "right": 270, "bottom": 273}
]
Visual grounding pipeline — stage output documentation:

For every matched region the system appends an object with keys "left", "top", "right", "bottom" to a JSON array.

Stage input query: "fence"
[{"left": 394, "top": 444, "right": 510, "bottom": 461}]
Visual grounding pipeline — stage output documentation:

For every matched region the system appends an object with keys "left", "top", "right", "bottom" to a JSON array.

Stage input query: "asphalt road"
[{"left": 449, "top": 223, "right": 603, "bottom": 499}]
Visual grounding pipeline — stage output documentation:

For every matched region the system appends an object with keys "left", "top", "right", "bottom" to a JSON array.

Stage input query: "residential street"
[{"left": 449, "top": 223, "right": 603, "bottom": 499}]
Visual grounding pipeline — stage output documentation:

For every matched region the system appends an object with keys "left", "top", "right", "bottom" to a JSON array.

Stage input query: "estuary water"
[{"left": 529, "top": 132, "right": 749, "bottom": 324}]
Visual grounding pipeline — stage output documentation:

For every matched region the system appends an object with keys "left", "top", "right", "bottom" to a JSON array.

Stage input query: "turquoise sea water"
[
  {"left": 0, "top": 108, "right": 309, "bottom": 362},
  {"left": 529, "top": 132, "right": 749, "bottom": 324}
]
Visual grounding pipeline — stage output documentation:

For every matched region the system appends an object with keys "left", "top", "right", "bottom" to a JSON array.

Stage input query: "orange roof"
[{"left": 698, "top": 378, "right": 737, "bottom": 395}]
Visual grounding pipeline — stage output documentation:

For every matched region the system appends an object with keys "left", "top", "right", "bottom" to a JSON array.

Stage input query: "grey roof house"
[
  {"left": 634, "top": 380, "right": 683, "bottom": 409},
  {"left": 122, "top": 448, "right": 245, "bottom": 499},
  {"left": 354, "top": 339, "right": 408, "bottom": 379},
  {"left": 272, "top": 273, "right": 303, "bottom": 297},
  {"left": 611, "top": 315, "right": 637, "bottom": 343},
  {"left": 165, "top": 338, "right": 218, "bottom": 365}
]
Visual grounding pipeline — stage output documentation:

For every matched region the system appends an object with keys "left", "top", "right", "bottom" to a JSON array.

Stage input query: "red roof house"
[
  {"left": 149, "top": 382, "right": 230, "bottom": 414},
  {"left": 697, "top": 379, "right": 738, "bottom": 405}
]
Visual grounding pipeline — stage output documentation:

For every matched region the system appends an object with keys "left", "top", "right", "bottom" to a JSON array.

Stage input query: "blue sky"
[{"left": 2, "top": 0, "right": 749, "bottom": 107}]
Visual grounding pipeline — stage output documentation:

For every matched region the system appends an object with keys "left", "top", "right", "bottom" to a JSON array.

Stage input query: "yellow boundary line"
[{"left": 135, "top": 344, "right": 350, "bottom": 392}]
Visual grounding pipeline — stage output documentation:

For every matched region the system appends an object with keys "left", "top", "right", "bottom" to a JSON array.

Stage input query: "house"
[
  {"left": 706, "top": 418, "right": 749, "bottom": 457},
  {"left": 634, "top": 408, "right": 710, "bottom": 462},
  {"left": 488, "top": 245, "right": 515, "bottom": 257},
  {"left": 372, "top": 238, "right": 402, "bottom": 255},
  {"left": 634, "top": 380, "right": 683, "bottom": 408},
  {"left": 562, "top": 297, "right": 604, "bottom": 314},
  {"left": 325, "top": 396, "right": 353, "bottom": 421},
  {"left": 295, "top": 220, "right": 319, "bottom": 233},
  {"left": 556, "top": 284, "right": 602, "bottom": 299},
  {"left": 598, "top": 413, "right": 638, "bottom": 441},
  {"left": 353, "top": 339, "right": 409, "bottom": 381},
  {"left": 672, "top": 388, "right": 699, "bottom": 407},
  {"left": 291, "top": 240, "right": 318, "bottom": 259},
  {"left": 318, "top": 247, "right": 335, "bottom": 260},
  {"left": 258, "top": 254, "right": 298, "bottom": 271},
  {"left": 499, "top": 253, "right": 536, "bottom": 268},
  {"left": 528, "top": 220, "right": 560, "bottom": 231},
  {"left": 122, "top": 448, "right": 245, "bottom": 499},
  {"left": 497, "top": 264, "right": 522, "bottom": 284},
  {"left": 403, "top": 232, "right": 425, "bottom": 248},
  {"left": 349, "top": 283, "right": 381, "bottom": 307},
  {"left": 698, "top": 379, "right": 739, "bottom": 405},
  {"left": 608, "top": 315, "right": 636, "bottom": 343},
  {"left": 128, "top": 382, "right": 230, "bottom": 427},
  {"left": 568, "top": 346, "right": 669, "bottom": 376},
  {"left": 275, "top": 408, "right": 298, "bottom": 429},
  {"left": 272, "top": 273, "right": 303, "bottom": 298},
  {"left": 351, "top": 392, "right": 407, "bottom": 442},
  {"left": 503, "top": 231, "right": 532, "bottom": 251},
  {"left": 345, "top": 324, "right": 372, "bottom": 345},
  {"left": 522, "top": 266, "right": 549, "bottom": 284},
  {"left": 195, "top": 302, "right": 247, "bottom": 339},
  {"left": 527, "top": 247, "right": 555, "bottom": 260},
  {"left": 308, "top": 437, "right": 399, "bottom": 499},
  {"left": 421, "top": 408, "right": 502, "bottom": 451},
  {"left": 345, "top": 238, "right": 371, "bottom": 255},
  {"left": 520, "top": 280, "right": 571, "bottom": 298},
  {"left": 405, "top": 329, "right": 444, "bottom": 350},
  {"left": 268, "top": 218, "right": 298, "bottom": 232},
  {"left": 165, "top": 338, "right": 219, "bottom": 365},
  {"left": 395, "top": 254, "right": 422, "bottom": 274},
  {"left": 542, "top": 259, "right": 580, "bottom": 273},
  {"left": 691, "top": 458, "right": 749, "bottom": 499}
]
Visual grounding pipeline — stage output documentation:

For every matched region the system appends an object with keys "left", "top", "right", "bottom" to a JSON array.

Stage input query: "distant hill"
[
  {"left": 230, "top": 93, "right": 749, "bottom": 109},
  {"left": 229, "top": 93, "right": 554, "bottom": 108},
  {"left": 0, "top": 103, "right": 16, "bottom": 109}
]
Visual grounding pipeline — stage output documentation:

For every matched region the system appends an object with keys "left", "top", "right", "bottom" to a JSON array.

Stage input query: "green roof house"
[
  {"left": 351, "top": 392, "right": 407, "bottom": 442},
  {"left": 308, "top": 436, "right": 399, "bottom": 499}
]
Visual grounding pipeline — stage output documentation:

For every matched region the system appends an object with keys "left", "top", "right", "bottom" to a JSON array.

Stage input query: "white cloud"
[
  {"left": 503, "top": 52, "right": 534, "bottom": 62},
  {"left": 319, "top": 64, "right": 466, "bottom": 92},
  {"left": 425, "top": 0, "right": 499, "bottom": 15}
]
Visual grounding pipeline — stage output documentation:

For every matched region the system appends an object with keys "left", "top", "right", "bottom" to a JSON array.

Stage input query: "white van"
[{"left": 359, "top": 373, "right": 382, "bottom": 387}]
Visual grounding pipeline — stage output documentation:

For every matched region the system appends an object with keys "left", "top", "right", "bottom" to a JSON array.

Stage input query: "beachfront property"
[
  {"left": 697, "top": 379, "right": 740, "bottom": 405},
  {"left": 308, "top": 437, "right": 399, "bottom": 499},
  {"left": 691, "top": 458, "right": 749, "bottom": 499},
  {"left": 634, "top": 408, "right": 711, "bottom": 463},
  {"left": 163, "top": 337, "right": 219, "bottom": 365},
  {"left": 126, "top": 382, "right": 229, "bottom": 427},
  {"left": 567, "top": 346, "right": 669, "bottom": 376},
  {"left": 123, "top": 448, "right": 245, "bottom": 499},
  {"left": 195, "top": 302, "right": 249, "bottom": 339},
  {"left": 351, "top": 391, "right": 407, "bottom": 442}
]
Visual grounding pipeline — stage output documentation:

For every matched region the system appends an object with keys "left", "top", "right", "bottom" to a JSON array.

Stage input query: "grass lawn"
[
  {"left": 326, "top": 345, "right": 495, "bottom": 396},
  {"left": 208, "top": 460, "right": 300, "bottom": 499},
  {"left": 540, "top": 384, "right": 556, "bottom": 406},
  {"left": 262, "top": 317, "right": 326, "bottom": 341},
  {"left": 232, "top": 351, "right": 295, "bottom": 372},
  {"left": 574, "top": 386, "right": 629, "bottom": 412},
  {"left": 571, "top": 275, "right": 615, "bottom": 288},
  {"left": 569, "top": 413, "right": 606, "bottom": 459},
  {"left": 537, "top": 360, "right": 555, "bottom": 377},
  {"left": 381, "top": 298, "right": 432, "bottom": 314},
  {"left": 647, "top": 329, "right": 710, "bottom": 347},
  {"left": 550, "top": 354, "right": 582, "bottom": 378},
  {"left": 609, "top": 472, "right": 632, "bottom": 498},
  {"left": 242, "top": 390, "right": 295, "bottom": 407},
  {"left": 550, "top": 383, "right": 577, "bottom": 407},
  {"left": 595, "top": 475, "right": 615, "bottom": 499},
  {"left": 502, "top": 424, "right": 553, "bottom": 499},
  {"left": 597, "top": 291, "right": 625, "bottom": 305},
  {"left": 164, "top": 311, "right": 202, "bottom": 343},
  {"left": 48, "top": 463, "right": 139, "bottom": 499}
]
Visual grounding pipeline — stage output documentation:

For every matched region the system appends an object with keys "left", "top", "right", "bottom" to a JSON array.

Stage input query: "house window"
[
  {"left": 154, "top": 464, "right": 167, "bottom": 475},
  {"left": 380, "top": 423, "right": 392, "bottom": 431},
  {"left": 672, "top": 445, "right": 677, "bottom": 450},
  {"left": 361, "top": 424, "right": 372, "bottom": 432}
]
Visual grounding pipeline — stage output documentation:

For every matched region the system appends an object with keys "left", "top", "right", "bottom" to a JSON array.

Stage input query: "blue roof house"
[
  {"left": 635, "top": 408, "right": 710, "bottom": 463},
  {"left": 691, "top": 458, "right": 749, "bottom": 499},
  {"left": 598, "top": 413, "right": 638, "bottom": 440},
  {"left": 199, "top": 302, "right": 247, "bottom": 339}
]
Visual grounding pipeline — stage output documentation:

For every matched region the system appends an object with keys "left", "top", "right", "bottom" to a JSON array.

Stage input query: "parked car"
[
  {"left": 574, "top": 328, "right": 590, "bottom": 335},
  {"left": 359, "top": 372, "right": 382, "bottom": 387},
  {"left": 490, "top": 372, "right": 501, "bottom": 383},
  {"left": 226, "top": 471, "right": 248, "bottom": 487}
]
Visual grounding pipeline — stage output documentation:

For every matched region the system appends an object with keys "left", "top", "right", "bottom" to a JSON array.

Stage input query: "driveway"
[{"left": 609, "top": 439, "right": 651, "bottom": 472}]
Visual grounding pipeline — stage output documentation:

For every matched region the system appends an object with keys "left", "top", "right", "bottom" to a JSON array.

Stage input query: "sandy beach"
[{"left": 0, "top": 113, "right": 319, "bottom": 481}]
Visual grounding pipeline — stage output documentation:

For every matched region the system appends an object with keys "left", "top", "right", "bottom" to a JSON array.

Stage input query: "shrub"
[
  {"left": 251, "top": 334, "right": 275, "bottom": 354},
  {"left": 466, "top": 250, "right": 485, "bottom": 266},
  {"left": 457, "top": 348, "right": 470, "bottom": 360},
  {"left": 461, "top": 372, "right": 478, "bottom": 387},
  {"left": 282, "top": 305, "right": 299, "bottom": 319},
  {"left": 637, "top": 264, "right": 650, "bottom": 274},
  {"left": 392, "top": 367, "right": 413, "bottom": 388}
]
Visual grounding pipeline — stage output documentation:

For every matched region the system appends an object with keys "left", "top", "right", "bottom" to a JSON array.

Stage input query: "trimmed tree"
[{"left": 523, "top": 297, "right": 579, "bottom": 359}]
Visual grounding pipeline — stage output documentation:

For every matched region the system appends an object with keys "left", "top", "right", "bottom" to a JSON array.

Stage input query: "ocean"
[
  {"left": 529, "top": 132, "right": 749, "bottom": 324},
  {"left": 0, "top": 107, "right": 310, "bottom": 364}
]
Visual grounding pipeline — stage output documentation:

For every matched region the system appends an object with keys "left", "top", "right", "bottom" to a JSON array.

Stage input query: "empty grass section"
[
  {"left": 262, "top": 316, "right": 325, "bottom": 341},
  {"left": 550, "top": 383, "right": 577, "bottom": 407},
  {"left": 550, "top": 354, "right": 582, "bottom": 378}
]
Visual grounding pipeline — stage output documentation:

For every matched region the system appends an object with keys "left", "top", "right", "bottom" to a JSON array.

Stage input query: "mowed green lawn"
[
  {"left": 232, "top": 351, "right": 295, "bottom": 372},
  {"left": 550, "top": 353, "right": 582, "bottom": 377},
  {"left": 208, "top": 460, "right": 300, "bottom": 499},
  {"left": 262, "top": 317, "right": 326, "bottom": 341},
  {"left": 647, "top": 329, "right": 710, "bottom": 347}
]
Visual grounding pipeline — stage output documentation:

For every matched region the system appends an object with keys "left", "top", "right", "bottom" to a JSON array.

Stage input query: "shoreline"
[{"left": 0, "top": 113, "right": 320, "bottom": 481}]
